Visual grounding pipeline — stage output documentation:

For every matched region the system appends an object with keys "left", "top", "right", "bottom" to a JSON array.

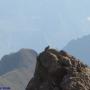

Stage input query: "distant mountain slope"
[
  {"left": 64, "top": 35, "right": 90, "bottom": 65},
  {"left": 0, "top": 77, "right": 17, "bottom": 90},
  {"left": 1, "top": 68, "right": 34, "bottom": 90},
  {"left": 0, "top": 48, "right": 37, "bottom": 75},
  {"left": 0, "top": 48, "right": 37, "bottom": 90}
]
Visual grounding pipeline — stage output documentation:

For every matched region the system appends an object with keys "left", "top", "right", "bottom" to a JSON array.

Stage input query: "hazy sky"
[{"left": 0, "top": 0, "right": 90, "bottom": 58}]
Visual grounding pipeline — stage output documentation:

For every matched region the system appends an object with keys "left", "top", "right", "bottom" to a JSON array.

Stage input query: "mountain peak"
[
  {"left": 19, "top": 48, "right": 36, "bottom": 53},
  {"left": 0, "top": 48, "right": 37, "bottom": 75},
  {"left": 64, "top": 34, "right": 90, "bottom": 65}
]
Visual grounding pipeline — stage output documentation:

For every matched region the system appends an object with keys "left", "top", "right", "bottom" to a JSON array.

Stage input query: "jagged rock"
[{"left": 26, "top": 48, "right": 90, "bottom": 90}]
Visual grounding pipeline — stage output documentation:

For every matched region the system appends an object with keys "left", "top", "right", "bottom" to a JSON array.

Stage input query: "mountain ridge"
[
  {"left": 0, "top": 48, "right": 37, "bottom": 75},
  {"left": 64, "top": 34, "right": 90, "bottom": 65},
  {"left": 0, "top": 48, "right": 37, "bottom": 90}
]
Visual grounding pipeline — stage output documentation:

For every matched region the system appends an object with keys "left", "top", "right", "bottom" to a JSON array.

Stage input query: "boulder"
[{"left": 26, "top": 47, "right": 90, "bottom": 90}]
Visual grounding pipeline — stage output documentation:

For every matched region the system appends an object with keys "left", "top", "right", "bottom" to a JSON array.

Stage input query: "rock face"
[{"left": 26, "top": 47, "right": 90, "bottom": 90}]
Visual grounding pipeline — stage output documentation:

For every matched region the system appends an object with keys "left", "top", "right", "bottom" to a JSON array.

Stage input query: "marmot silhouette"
[{"left": 45, "top": 46, "right": 50, "bottom": 52}]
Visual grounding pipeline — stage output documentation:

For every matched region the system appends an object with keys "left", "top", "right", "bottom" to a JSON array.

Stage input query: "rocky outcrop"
[{"left": 26, "top": 47, "right": 90, "bottom": 90}]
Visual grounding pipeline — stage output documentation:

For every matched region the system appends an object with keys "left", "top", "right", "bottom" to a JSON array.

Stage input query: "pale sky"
[{"left": 0, "top": 0, "right": 90, "bottom": 58}]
